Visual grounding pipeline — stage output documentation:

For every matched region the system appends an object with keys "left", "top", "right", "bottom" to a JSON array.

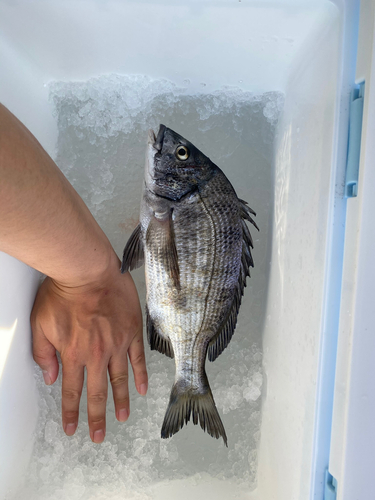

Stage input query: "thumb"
[{"left": 32, "top": 321, "right": 59, "bottom": 385}]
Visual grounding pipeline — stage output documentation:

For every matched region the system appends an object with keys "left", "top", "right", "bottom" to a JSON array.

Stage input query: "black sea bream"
[{"left": 122, "top": 125, "right": 258, "bottom": 445}]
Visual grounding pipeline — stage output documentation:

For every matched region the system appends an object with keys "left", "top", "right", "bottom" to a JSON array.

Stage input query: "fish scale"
[{"left": 122, "top": 125, "right": 258, "bottom": 445}]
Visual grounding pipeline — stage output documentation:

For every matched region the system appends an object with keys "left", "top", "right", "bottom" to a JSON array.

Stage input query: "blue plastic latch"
[
  {"left": 324, "top": 469, "right": 338, "bottom": 500},
  {"left": 345, "top": 82, "right": 365, "bottom": 197}
]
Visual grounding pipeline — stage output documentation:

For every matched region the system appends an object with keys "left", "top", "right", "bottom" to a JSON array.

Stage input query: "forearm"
[{"left": 0, "top": 103, "right": 115, "bottom": 285}]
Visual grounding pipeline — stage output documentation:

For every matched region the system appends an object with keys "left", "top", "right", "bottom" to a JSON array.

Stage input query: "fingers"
[
  {"left": 61, "top": 361, "right": 84, "bottom": 437},
  {"left": 109, "top": 354, "right": 129, "bottom": 422},
  {"left": 128, "top": 330, "right": 148, "bottom": 397},
  {"left": 32, "top": 321, "right": 59, "bottom": 385},
  {"left": 87, "top": 362, "right": 108, "bottom": 444}
]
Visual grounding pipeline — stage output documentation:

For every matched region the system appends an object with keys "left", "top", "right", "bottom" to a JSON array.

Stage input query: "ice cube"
[{"left": 14, "top": 74, "right": 282, "bottom": 498}]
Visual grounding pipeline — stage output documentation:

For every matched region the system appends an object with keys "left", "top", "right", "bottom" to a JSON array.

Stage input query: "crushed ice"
[{"left": 14, "top": 74, "right": 282, "bottom": 499}]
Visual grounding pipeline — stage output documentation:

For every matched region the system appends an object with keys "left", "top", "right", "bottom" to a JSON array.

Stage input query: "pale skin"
[{"left": 0, "top": 103, "right": 148, "bottom": 443}]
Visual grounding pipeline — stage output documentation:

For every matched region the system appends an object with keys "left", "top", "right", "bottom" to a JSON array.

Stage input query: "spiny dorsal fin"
[
  {"left": 208, "top": 198, "right": 258, "bottom": 362},
  {"left": 207, "top": 281, "right": 242, "bottom": 362},
  {"left": 146, "top": 307, "right": 174, "bottom": 358},
  {"left": 121, "top": 223, "right": 144, "bottom": 273},
  {"left": 239, "top": 198, "right": 259, "bottom": 231},
  {"left": 146, "top": 211, "right": 180, "bottom": 290}
]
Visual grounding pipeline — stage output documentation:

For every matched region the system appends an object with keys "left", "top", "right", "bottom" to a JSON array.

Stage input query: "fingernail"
[
  {"left": 93, "top": 429, "right": 105, "bottom": 444},
  {"left": 42, "top": 370, "right": 52, "bottom": 385},
  {"left": 118, "top": 408, "right": 129, "bottom": 422},
  {"left": 65, "top": 423, "right": 76, "bottom": 436},
  {"left": 139, "top": 383, "right": 148, "bottom": 396}
]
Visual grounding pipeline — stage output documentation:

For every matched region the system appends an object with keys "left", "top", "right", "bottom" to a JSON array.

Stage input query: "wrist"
[{"left": 51, "top": 243, "right": 121, "bottom": 292}]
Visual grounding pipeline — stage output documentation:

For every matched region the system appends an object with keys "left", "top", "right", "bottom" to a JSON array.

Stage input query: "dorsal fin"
[
  {"left": 239, "top": 198, "right": 259, "bottom": 231},
  {"left": 146, "top": 306, "right": 174, "bottom": 358},
  {"left": 208, "top": 199, "right": 258, "bottom": 362}
]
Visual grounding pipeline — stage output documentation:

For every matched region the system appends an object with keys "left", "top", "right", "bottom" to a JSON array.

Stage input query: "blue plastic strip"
[
  {"left": 324, "top": 469, "right": 337, "bottom": 500},
  {"left": 345, "top": 82, "right": 365, "bottom": 197},
  {"left": 309, "top": 3, "right": 361, "bottom": 498}
]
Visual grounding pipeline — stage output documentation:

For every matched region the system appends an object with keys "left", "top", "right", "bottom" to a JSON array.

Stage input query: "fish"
[{"left": 121, "top": 125, "right": 258, "bottom": 446}]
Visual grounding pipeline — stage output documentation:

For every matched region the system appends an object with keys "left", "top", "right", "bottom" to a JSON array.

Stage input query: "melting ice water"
[{"left": 15, "top": 75, "right": 283, "bottom": 499}]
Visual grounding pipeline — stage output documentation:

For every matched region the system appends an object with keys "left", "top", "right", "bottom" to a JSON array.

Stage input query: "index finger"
[
  {"left": 128, "top": 329, "right": 148, "bottom": 396},
  {"left": 86, "top": 362, "right": 108, "bottom": 444},
  {"left": 61, "top": 360, "right": 84, "bottom": 437}
]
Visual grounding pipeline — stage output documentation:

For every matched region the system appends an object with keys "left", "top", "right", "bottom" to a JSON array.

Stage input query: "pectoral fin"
[{"left": 146, "top": 211, "right": 180, "bottom": 290}]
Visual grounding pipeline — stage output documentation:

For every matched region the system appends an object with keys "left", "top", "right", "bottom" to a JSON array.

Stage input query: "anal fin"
[{"left": 146, "top": 307, "right": 174, "bottom": 358}]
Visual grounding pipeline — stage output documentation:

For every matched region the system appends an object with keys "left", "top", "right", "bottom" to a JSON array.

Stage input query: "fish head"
[{"left": 145, "top": 125, "right": 217, "bottom": 200}]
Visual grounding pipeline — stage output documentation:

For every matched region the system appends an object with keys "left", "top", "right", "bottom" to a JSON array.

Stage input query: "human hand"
[{"left": 30, "top": 256, "right": 147, "bottom": 444}]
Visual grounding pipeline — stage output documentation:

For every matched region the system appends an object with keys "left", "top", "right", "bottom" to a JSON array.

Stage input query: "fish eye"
[{"left": 175, "top": 145, "right": 190, "bottom": 161}]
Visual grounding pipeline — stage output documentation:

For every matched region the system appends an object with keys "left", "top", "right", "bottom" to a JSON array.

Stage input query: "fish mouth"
[
  {"left": 147, "top": 128, "right": 156, "bottom": 145},
  {"left": 146, "top": 125, "right": 166, "bottom": 187},
  {"left": 148, "top": 124, "right": 166, "bottom": 152}
]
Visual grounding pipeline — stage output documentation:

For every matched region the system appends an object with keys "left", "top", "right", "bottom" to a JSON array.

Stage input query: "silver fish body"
[{"left": 122, "top": 125, "right": 258, "bottom": 445}]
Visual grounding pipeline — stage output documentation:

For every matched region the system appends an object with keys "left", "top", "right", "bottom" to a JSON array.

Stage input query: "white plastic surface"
[
  {"left": 329, "top": 2, "right": 375, "bottom": 499},
  {"left": 255, "top": 10, "right": 343, "bottom": 499},
  {"left": 0, "top": 254, "right": 40, "bottom": 499},
  {"left": 0, "top": 0, "right": 332, "bottom": 95},
  {"left": 0, "top": 0, "right": 365, "bottom": 499}
]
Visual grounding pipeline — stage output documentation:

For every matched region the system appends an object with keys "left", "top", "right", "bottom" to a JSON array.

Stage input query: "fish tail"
[{"left": 161, "top": 379, "right": 228, "bottom": 446}]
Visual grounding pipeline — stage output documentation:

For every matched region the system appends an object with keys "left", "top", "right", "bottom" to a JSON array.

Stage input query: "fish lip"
[
  {"left": 145, "top": 125, "right": 166, "bottom": 188},
  {"left": 147, "top": 129, "right": 157, "bottom": 146},
  {"left": 153, "top": 124, "right": 166, "bottom": 152}
]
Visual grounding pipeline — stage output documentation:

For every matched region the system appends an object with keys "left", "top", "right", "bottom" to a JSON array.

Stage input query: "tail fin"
[{"left": 161, "top": 381, "right": 228, "bottom": 446}]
